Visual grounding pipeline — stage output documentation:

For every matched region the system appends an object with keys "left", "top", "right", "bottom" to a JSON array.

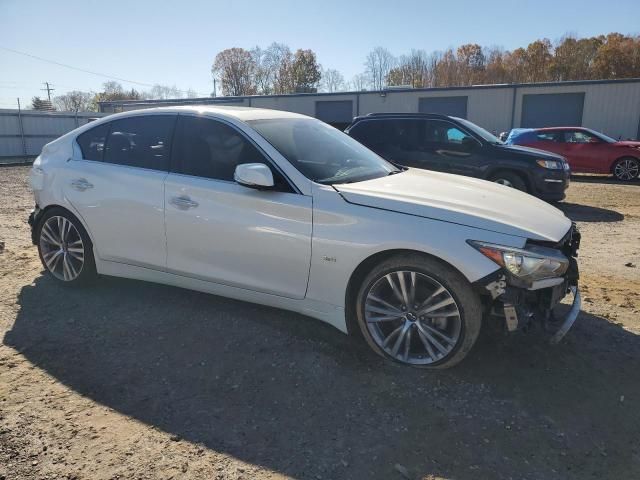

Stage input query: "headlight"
[
  {"left": 536, "top": 159, "right": 563, "bottom": 169},
  {"left": 468, "top": 241, "right": 569, "bottom": 283}
]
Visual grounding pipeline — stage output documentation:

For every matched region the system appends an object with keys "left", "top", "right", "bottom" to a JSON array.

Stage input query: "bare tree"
[
  {"left": 185, "top": 88, "right": 199, "bottom": 98},
  {"left": 350, "top": 73, "right": 368, "bottom": 91},
  {"left": 212, "top": 47, "right": 257, "bottom": 96},
  {"left": 387, "top": 49, "right": 430, "bottom": 88},
  {"left": 320, "top": 68, "right": 345, "bottom": 92},
  {"left": 365, "top": 47, "right": 395, "bottom": 90},
  {"left": 266, "top": 43, "right": 294, "bottom": 94},
  {"left": 144, "top": 85, "right": 183, "bottom": 100},
  {"left": 251, "top": 46, "right": 275, "bottom": 94},
  {"left": 53, "top": 90, "right": 94, "bottom": 112}
]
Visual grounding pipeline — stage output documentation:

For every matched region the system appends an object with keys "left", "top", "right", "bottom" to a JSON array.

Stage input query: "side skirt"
[{"left": 95, "top": 258, "right": 348, "bottom": 334}]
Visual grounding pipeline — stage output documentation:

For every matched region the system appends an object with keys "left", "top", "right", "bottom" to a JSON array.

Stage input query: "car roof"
[
  {"left": 99, "top": 105, "right": 311, "bottom": 123},
  {"left": 350, "top": 112, "right": 453, "bottom": 123},
  {"left": 529, "top": 126, "right": 584, "bottom": 131}
]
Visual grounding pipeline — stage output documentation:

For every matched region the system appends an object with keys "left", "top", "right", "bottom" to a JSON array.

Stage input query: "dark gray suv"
[{"left": 345, "top": 113, "right": 570, "bottom": 201}]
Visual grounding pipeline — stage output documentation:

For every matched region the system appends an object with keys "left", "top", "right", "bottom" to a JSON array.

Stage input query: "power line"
[
  {"left": 0, "top": 45, "right": 209, "bottom": 96},
  {"left": 0, "top": 45, "right": 155, "bottom": 87}
]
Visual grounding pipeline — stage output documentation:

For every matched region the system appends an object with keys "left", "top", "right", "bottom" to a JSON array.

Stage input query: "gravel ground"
[{"left": 1, "top": 165, "right": 639, "bottom": 480}]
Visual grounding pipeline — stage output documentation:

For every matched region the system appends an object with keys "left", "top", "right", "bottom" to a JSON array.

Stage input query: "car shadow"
[
  {"left": 570, "top": 174, "right": 639, "bottom": 186},
  {"left": 557, "top": 202, "right": 624, "bottom": 223},
  {"left": 4, "top": 275, "right": 640, "bottom": 480}
]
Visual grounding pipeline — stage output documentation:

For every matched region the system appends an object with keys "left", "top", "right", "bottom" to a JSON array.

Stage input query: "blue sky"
[{"left": 1, "top": 0, "right": 638, "bottom": 108}]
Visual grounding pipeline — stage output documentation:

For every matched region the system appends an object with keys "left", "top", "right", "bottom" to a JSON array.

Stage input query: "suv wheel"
[
  {"left": 613, "top": 157, "right": 639, "bottom": 181},
  {"left": 36, "top": 208, "right": 96, "bottom": 285},
  {"left": 355, "top": 254, "right": 482, "bottom": 369},
  {"left": 490, "top": 172, "right": 527, "bottom": 191}
]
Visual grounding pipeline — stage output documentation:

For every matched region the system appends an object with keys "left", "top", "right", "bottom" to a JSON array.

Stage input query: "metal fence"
[{"left": 0, "top": 109, "right": 107, "bottom": 161}]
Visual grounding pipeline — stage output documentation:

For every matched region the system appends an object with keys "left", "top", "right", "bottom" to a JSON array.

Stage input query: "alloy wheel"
[
  {"left": 494, "top": 178, "right": 514, "bottom": 188},
  {"left": 39, "top": 216, "right": 85, "bottom": 281},
  {"left": 364, "top": 271, "right": 462, "bottom": 365},
  {"left": 614, "top": 159, "right": 639, "bottom": 180}
]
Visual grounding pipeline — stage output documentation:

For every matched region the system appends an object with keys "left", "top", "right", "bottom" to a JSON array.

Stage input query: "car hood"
[
  {"left": 335, "top": 168, "right": 571, "bottom": 242},
  {"left": 495, "top": 143, "right": 565, "bottom": 160}
]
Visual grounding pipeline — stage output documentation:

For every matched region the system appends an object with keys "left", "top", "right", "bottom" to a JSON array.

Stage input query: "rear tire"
[
  {"left": 490, "top": 171, "right": 527, "bottom": 192},
  {"left": 612, "top": 157, "right": 639, "bottom": 181},
  {"left": 355, "top": 253, "right": 482, "bottom": 369},
  {"left": 36, "top": 207, "right": 96, "bottom": 286}
]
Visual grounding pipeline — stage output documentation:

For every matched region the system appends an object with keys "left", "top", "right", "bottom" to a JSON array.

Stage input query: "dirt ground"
[{"left": 0, "top": 165, "right": 638, "bottom": 480}]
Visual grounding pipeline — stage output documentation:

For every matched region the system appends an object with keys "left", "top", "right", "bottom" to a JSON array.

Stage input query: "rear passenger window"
[
  {"left": 536, "top": 132, "right": 560, "bottom": 142},
  {"left": 172, "top": 115, "right": 291, "bottom": 191},
  {"left": 103, "top": 115, "right": 175, "bottom": 171},
  {"left": 77, "top": 123, "right": 110, "bottom": 161}
]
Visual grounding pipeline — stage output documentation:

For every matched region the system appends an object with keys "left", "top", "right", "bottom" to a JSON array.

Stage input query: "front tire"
[
  {"left": 490, "top": 171, "right": 527, "bottom": 192},
  {"left": 36, "top": 207, "right": 96, "bottom": 285},
  {"left": 613, "top": 157, "right": 639, "bottom": 181},
  {"left": 355, "top": 254, "right": 482, "bottom": 369}
]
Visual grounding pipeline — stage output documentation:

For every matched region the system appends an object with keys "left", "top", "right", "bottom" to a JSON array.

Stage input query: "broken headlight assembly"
[{"left": 468, "top": 241, "right": 569, "bottom": 285}]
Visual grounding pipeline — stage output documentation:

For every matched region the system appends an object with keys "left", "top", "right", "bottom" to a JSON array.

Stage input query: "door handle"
[
  {"left": 70, "top": 178, "right": 93, "bottom": 191},
  {"left": 170, "top": 195, "right": 199, "bottom": 210}
]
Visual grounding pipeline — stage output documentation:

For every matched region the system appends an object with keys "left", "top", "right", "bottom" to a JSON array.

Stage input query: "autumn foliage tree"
[
  {"left": 381, "top": 33, "right": 640, "bottom": 89},
  {"left": 212, "top": 48, "right": 257, "bottom": 96}
]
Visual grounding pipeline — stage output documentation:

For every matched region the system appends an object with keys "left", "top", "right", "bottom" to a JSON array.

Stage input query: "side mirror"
[{"left": 234, "top": 163, "right": 275, "bottom": 189}]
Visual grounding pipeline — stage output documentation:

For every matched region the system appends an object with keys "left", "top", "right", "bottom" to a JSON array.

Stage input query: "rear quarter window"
[{"left": 76, "top": 123, "right": 110, "bottom": 161}]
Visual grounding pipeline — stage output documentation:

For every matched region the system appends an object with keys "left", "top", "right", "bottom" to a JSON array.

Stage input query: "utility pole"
[
  {"left": 41, "top": 82, "right": 55, "bottom": 101},
  {"left": 17, "top": 98, "right": 27, "bottom": 157},
  {"left": 213, "top": 79, "right": 217, "bottom": 97}
]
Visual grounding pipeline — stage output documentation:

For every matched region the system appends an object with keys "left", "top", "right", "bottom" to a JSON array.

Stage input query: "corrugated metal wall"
[
  {"left": 99, "top": 80, "right": 640, "bottom": 140},
  {"left": 513, "top": 82, "right": 640, "bottom": 139},
  {"left": 0, "top": 110, "right": 107, "bottom": 157}
]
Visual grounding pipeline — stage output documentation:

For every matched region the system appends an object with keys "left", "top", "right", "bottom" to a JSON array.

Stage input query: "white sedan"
[{"left": 28, "top": 106, "right": 581, "bottom": 368}]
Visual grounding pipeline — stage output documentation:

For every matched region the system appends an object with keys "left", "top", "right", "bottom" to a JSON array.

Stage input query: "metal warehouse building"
[{"left": 99, "top": 78, "right": 640, "bottom": 140}]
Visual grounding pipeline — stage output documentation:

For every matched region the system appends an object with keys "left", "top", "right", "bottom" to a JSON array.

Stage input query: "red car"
[{"left": 507, "top": 127, "right": 640, "bottom": 181}]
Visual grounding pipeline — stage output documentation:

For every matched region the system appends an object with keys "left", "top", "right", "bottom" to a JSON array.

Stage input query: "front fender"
[{"left": 306, "top": 185, "right": 526, "bottom": 310}]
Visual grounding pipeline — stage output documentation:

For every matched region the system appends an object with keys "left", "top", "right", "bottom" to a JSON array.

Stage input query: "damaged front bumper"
[
  {"left": 475, "top": 224, "right": 581, "bottom": 343},
  {"left": 549, "top": 286, "right": 581, "bottom": 344}
]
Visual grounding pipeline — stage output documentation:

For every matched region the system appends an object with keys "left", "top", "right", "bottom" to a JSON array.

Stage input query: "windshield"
[
  {"left": 453, "top": 117, "right": 503, "bottom": 144},
  {"left": 585, "top": 128, "right": 617, "bottom": 143},
  {"left": 248, "top": 118, "right": 399, "bottom": 184}
]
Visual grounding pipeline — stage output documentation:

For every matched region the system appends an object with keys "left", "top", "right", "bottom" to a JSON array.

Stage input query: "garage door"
[
  {"left": 315, "top": 101, "right": 353, "bottom": 129},
  {"left": 521, "top": 93, "right": 584, "bottom": 127},
  {"left": 419, "top": 96, "right": 468, "bottom": 118}
]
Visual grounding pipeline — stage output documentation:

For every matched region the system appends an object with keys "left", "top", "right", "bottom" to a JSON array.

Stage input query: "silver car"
[{"left": 28, "top": 106, "right": 581, "bottom": 368}]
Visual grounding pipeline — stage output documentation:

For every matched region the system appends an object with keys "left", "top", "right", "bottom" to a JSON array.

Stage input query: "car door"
[
  {"left": 164, "top": 114, "right": 312, "bottom": 299},
  {"left": 561, "top": 129, "right": 604, "bottom": 173},
  {"left": 420, "top": 119, "right": 484, "bottom": 177},
  {"left": 64, "top": 114, "right": 176, "bottom": 268},
  {"left": 530, "top": 131, "right": 565, "bottom": 156}
]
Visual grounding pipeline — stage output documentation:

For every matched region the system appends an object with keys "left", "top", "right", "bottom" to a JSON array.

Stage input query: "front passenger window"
[
  {"left": 172, "top": 115, "right": 292, "bottom": 192},
  {"left": 425, "top": 121, "right": 476, "bottom": 151}
]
